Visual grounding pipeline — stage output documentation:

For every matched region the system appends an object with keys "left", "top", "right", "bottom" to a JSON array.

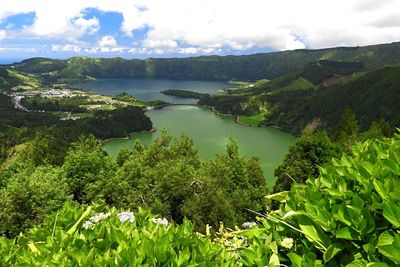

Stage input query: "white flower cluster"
[
  {"left": 151, "top": 217, "right": 169, "bottom": 226},
  {"left": 281, "top": 237, "right": 294, "bottom": 249},
  {"left": 82, "top": 211, "right": 136, "bottom": 229},
  {"left": 83, "top": 212, "right": 111, "bottom": 229},
  {"left": 242, "top": 222, "right": 256, "bottom": 228},
  {"left": 90, "top": 212, "right": 111, "bottom": 223},
  {"left": 117, "top": 212, "right": 135, "bottom": 223}
]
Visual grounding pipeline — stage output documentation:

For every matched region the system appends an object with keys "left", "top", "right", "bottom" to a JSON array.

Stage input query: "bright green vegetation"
[
  {"left": 0, "top": 66, "right": 42, "bottom": 91},
  {"left": 5, "top": 42, "right": 400, "bottom": 82},
  {"left": 237, "top": 113, "right": 265, "bottom": 126},
  {"left": 1, "top": 133, "right": 399, "bottom": 265},
  {"left": 272, "top": 110, "right": 393, "bottom": 193},
  {"left": 0, "top": 132, "right": 268, "bottom": 238},
  {"left": 112, "top": 92, "right": 146, "bottom": 106}
]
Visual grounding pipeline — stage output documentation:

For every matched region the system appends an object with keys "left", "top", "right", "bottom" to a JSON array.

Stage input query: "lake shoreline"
[
  {"left": 103, "top": 127, "right": 157, "bottom": 143},
  {"left": 150, "top": 103, "right": 270, "bottom": 129}
]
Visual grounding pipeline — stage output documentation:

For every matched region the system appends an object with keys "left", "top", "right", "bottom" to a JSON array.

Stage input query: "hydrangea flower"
[
  {"left": 117, "top": 212, "right": 135, "bottom": 223},
  {"left": 281, "top": 237, "right": 294, "bottom": 249},
  {"left": 151, "top": 217, "right": 169, "bottom": 226},
  {"left": 83, "top": 221, "right": 94, "bottom": 229},
  {"left": 242, "top": 222, "right": 256, "bottom": 228},
  {"left": 90, "top": 212, "right": 111, "bottom": 223}
]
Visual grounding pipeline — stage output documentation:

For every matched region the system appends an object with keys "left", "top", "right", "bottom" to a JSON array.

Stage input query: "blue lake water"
[{"left": 72, "top": 78, "right": 233, "bottom": 104}]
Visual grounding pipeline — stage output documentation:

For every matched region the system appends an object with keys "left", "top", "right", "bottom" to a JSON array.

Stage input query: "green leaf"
[
  {"left": 297, "top": 215, "right": 331, "bottom": 251},
  {"left": 377, "top": 231, "right": 400, "bottom": 264},
  {"left": 268, "top": 254, "right": 279, "bottom": 267},
  {"left": 346, "top": 260, "right": 368, "bottom": 267},
  {"left": 366, "top": 263, "right": 389, "bottom": 267},
  {"left": 265, "top": 191, "right": 288, "bottom": 202},
  {"left": 287, "top": 253, "right": 302, "bottom": 267},
  {"left": 382, "top": 159, "right": 399, "bottom": 174},
  {"left": 373, "top": 179, "right": 388, "bottom": 201},
  {"left": 67, "top": 206, "right": 92, "bottom": 235},
  {"left": 336, "top": 227, "right": 359, "bottom": 240},
  {"left": 383, "top": 201, "right": 400, "bottom": 228},
  {"left": 323, "top": 243, "right": 343, "bottom": 262}
]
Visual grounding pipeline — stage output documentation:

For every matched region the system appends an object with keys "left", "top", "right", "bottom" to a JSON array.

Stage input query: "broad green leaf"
[
  {"left": 377, "top": 231, "right": 400, "bottom": 264},
  {"left": 366, "top": 263, "right": 389, "bottom": 267},
  {"left": 297, "top": 215, "right": 331, "bottom": 251},
  {"left": 382, "top": 159, "right": 399, "bottom": 174},
  {"left": 323, "top": 243, "right": 343, "bottom": 262},
  {"left": 346, "top": 260, "right": 368, "bottom": 267},
  {"left": 287, "top": 253, "right": 302, "bottom": 267},
  {"left": 373, "top": 179, "right": 388, "bottom": 201},
  {"left": 67, "top": 206, "right": 92, "bottom": 235},
  {"left": 265, "top": 191, "right": 288, "bottom": 202},
  {"left": 383, "top": 201, "right": 400, "bottom": 228},
  {"left": 27, "top": 242, "right": 40, "bottom": 255},
  {"left": 336, "top": 227, "right": 359, "bottom": 240},
  {"left": 268, "top": 254, "right": 279, "bottom": 267}
]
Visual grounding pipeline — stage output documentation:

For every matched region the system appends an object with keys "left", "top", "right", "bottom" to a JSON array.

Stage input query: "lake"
[
  {"left": 72, "top": 78, "right": 233, "bottom": 104},
  {"left": 104, "top": 105, "right": 295, "bottom": 187},
  {"left": 74, "top": 78, "right": 295, "bottom": 187}
]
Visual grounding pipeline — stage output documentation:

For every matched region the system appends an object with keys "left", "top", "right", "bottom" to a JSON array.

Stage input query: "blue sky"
[{"left": 0, "top": 0, "right": 399, "bottom": 63}]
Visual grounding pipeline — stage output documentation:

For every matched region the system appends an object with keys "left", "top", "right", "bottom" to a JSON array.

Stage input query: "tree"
[
  {"left": 273, "top": 130, "right": 338, "bottom": 192},
  {"left": 62, "top": 135, "right": 127, "bottom": 205},
  {"left": 118, "top": 132, "right": 268, "bottom": 229},
  {"left": 334, "top": 107, "right": 359, "bottom": 151},
  {"left": 0, "top": 165, "right": 70, "bottom": 237}
]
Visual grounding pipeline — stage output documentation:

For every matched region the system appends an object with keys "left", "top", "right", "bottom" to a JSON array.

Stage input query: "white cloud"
[
  {"left": 98, "top": 36, "right": 118, "bottom": 47},
  {"left": 52, "top": 44, "right": 81, "bottom": 52},
  {"left": 142, "top": 39, "right": 177, "bottom": 48},
  {"left": 0, "top": 0, "right": 399, "bottom": 52},
  {"left": 0, "top": 30, "right": 6, "bottom": 41}
]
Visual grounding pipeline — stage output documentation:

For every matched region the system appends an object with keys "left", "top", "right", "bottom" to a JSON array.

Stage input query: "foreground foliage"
[
  {"left": 1, "top": 133, "right": 399, "bottom": 266},
  {"left": 0, "top": 204, "right": 237, "bottom": 266},
  {"left": 0, "top": 132, "right": 268, "bottom": 237}
]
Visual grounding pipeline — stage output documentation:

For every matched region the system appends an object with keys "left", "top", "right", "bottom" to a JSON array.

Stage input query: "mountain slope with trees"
[
  {"left": 4, "top": 42, "right": 400, "bottom": 82},
  {"left": 200, "top": 61, "right": 400, "bottom": 135}
]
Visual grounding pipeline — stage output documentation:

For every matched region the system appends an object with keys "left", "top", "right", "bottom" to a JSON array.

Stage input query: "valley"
[{"left": 0, "top": 40, "right": 399, "bottom": 266}]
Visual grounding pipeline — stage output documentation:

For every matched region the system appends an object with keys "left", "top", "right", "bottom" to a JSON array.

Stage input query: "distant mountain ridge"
[{"left": 4, "top": 41, "right": 400, "bottom": 82}]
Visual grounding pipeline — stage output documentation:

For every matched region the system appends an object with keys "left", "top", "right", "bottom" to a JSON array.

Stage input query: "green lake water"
[
  {"left": 74, "top": 78, "right": 295, "bottom": 187},
  {"left": 104, "top": 105, "right": 295, "bottom": 187}
]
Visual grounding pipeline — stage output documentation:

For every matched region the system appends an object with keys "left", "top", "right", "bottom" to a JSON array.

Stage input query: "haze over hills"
[{"left": 4, "top": 41, "right": 400, "bottom": 82}]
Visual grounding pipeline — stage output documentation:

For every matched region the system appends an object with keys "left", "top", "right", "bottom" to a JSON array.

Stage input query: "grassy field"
[{"left": 237, "top": 113, "right": 265, "bottom": 126}]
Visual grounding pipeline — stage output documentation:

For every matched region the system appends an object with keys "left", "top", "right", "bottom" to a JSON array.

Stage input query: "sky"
[{"left": 0, "top": 0, "right": 399, "bottom": 62}]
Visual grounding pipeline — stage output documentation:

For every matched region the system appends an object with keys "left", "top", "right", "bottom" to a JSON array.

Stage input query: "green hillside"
[
  {"left": 200, "top": 60, "right": 400, "bottom": 135},
  {"left": 265, "top": 65, "right": 400, "bottom": 134},
  {"left": 0, "top": 67, "right": 42, "bottom": 91},
  {"left": 5, "top": 42, "right": 400, "bottom": 82}
]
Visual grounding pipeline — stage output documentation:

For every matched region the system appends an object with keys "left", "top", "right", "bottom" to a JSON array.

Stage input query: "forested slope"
[{"left": 5, "top": 42, "right": 400, "bottom": 82}]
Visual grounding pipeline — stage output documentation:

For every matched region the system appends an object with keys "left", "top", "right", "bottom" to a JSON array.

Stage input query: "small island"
[{"left": 161, "top": 89, "right": 209, "bottom": 99}]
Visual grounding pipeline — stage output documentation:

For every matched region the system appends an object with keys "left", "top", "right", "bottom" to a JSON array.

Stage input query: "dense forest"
[
  {"left": 0, "top": 94, "right": 152, "bottom": 164},
  {"left": 199, "top": 60, "right": 400, "bottom": 135}
]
